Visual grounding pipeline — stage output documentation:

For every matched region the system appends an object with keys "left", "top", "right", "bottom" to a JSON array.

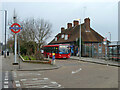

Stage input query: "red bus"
[{"left": 43, "top": 44, "right": 70, "bottom": 58}]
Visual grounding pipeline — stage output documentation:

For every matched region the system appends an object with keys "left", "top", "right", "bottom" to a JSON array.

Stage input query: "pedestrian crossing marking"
[
  {"left": 4, "top": 81, "right": 8, "bottom": 84},
  {"left": 15, "top": 81, "right": 20, "bottom": 83},
  {"left": 20, "top": 79, "right": 27, "bottom": 81},
  {"left": 4, "top": 85, "right": 8, "bottom": 88},
  {"left": 12, "top": 71, "right": 63, "bottom": 88},
  {"left": 16, "top": 83, "right": 21, "bottom": 87}
]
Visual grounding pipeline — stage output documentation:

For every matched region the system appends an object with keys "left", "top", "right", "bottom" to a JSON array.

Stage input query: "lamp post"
[
  {"left": 108, "top": 32, "right": 111, "bottom": 43},
  {"left": 76, "top": 19, "right": 81, "bottom": 60},
  {"left": 0, "top": 10, "right": 7, "bottom": 58}
]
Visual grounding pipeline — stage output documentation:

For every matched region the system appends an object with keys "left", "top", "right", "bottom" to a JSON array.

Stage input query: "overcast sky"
[{"left": 0, "top": 0, "right": 119, "bottom": 44}]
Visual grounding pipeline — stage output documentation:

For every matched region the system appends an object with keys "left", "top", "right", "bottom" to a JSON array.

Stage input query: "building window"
[
  {"left": 55, "top": 37, "right": 57, "bottom": 41},
  {"left": 61, "top": 34, "right": 64, "bottom": 38},
  {"left": 65, "top": 35, "right": 68, "bottom": 40}
]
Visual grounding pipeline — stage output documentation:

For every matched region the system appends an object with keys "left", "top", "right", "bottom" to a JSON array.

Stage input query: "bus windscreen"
[{"left": 59, "top": 45, "right": 70, "bottom": 54}]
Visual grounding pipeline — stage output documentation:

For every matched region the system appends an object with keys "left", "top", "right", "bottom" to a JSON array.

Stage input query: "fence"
[
  {"left": 81, "top": 42, "right": 106, "bottom": 58},
  {"left": 108, "top": 41, "right": 120, "bottom": 60},
  {"left": 80, "top": 41, "right": 120, "bottom": 60}
]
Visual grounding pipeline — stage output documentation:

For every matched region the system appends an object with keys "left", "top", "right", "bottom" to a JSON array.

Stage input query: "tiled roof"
[{"left": 49, "top": 23, "right": 105, "bottom": 44}]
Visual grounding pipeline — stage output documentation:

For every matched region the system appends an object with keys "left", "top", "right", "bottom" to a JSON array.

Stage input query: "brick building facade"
[{"left": 49, "top": 18, "right": 108, "bottom": 57}]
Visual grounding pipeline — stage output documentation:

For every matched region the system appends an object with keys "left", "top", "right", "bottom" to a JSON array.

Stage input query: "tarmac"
[
  {"left": 70, "top": 56, "right": 120, "bottom": 67},
  {"left": 3, "top": 53, "right": 119, "bottom": 72},
  {"left": 18, "top": 55, "right": 120, "bottom": 71}
]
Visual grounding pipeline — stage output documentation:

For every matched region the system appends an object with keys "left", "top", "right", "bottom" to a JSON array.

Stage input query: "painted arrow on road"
[{"left": 72, "top": 68, "right": 82, "bottom": 74}]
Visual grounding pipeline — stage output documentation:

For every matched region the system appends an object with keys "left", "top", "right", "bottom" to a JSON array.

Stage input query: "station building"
[{"left": 49, "top": 18, "right": 109, "bottom": 57}]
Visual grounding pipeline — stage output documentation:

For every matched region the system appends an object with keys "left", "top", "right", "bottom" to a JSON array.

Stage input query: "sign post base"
[{"left": 12, "top": 63, "right": 18, "bottom": 65}]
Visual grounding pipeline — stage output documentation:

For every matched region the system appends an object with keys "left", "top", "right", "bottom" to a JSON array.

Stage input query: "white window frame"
[
  {"left": 55, "top": 37, "right": 57, "bottom": 41},
  {"left": 65, "top": 35, "right": 68, "bottom": 40},
  {"left": 61, "top": 34, "right": 64, "bottom": 38}
]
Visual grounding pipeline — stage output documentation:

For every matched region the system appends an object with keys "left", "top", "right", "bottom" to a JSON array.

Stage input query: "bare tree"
[
  {"left": 8, "top": 10, "right": 52, "bottom": 60},
  {"left": 34, "top": 19, "right": 52, "bottom": 49}
]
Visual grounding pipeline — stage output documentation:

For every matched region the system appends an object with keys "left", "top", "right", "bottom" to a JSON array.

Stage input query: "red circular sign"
[{"left": 10, "top": 23, "right": 22, "bottom": 33}]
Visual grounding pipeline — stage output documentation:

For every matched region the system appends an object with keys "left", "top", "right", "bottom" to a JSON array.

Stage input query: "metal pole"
[
  {"left": 14, "top": 34, "right": 17, "bottom": 63},
  {"left": 92, "top": 43, "right": 94, "bottom": 57},
  {"left": 1, "top": 43, "right": 2, "bottom": 55},
  {"left": 109, "top": 32, "right": 111, "bottom": 43},
  {"left": 85, "top": 44, "right": 86, "bottom": 56},
  {"left": 13, "top": 9, "right": 18, "bottom": 65},
  {"left": 4, "top": 10, "right": 7, "bottom": 58},
  {"left": 79, "top": 19, "right": 81, "bottom": 60},
  {"left": 101, "top": 43, "right": 103, "bottom": 58},
  {"left": 89, "top": 44, "right": 91, "bottom": 57},
  {"left": 98, "top": 43, "right": 99, "bottom": 58},
  {"left": 18, "top": 34, "right": 20, "bottom": 69}
]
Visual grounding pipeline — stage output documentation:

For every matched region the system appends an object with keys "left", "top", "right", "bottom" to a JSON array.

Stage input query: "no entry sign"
[{"left": 9, "top": 23, "right": 22, "bottom": 33}]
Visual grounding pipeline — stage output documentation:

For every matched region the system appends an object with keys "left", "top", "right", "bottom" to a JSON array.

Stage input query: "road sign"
[{"left": 9, "top": 23, "right": 22, "bottom": 33}]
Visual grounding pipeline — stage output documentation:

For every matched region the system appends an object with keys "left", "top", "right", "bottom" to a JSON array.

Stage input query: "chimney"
[
  {"left": 67, "top": 23, "right": 72, "bottom": 29},
  {"left": 84, "top": 17, "right": 90, "bottom": 32},
  {"left": 61, "top": 27, "right": 65, "bottom": 33},
  {"left": 73, "top": 20, "right": 79, "bottom": 26}
]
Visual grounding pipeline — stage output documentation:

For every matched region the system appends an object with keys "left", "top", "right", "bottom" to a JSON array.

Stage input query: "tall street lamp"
[
  {"left": 0, "top": 10, "right": 7, "bottom": 58},
  {"left": 108, "top": 32, "right": 111, "bottom": 43},
  {"left": 76, "top": 19, "right": 81, "bottom": 60}
]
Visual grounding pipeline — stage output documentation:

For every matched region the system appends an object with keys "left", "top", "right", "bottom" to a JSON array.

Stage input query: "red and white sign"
[{"left": 9, "top": 23, "right": 22, "bottom": 33}]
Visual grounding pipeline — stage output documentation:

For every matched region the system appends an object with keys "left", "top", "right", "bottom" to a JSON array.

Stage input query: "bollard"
[
  {"left": 7, "top": 51, "right": 9, "bottom": 56},
  {"left": 52, "top": 53, "right": 55, "bottom": 65}
]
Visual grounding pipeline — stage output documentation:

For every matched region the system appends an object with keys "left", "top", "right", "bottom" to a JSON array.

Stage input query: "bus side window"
[
  {"left": 50, "top": 47, "right": 52, "bottom": 53},
  {"left": 47, "top": 47, "right": 49, "bottom": 53},
  {"left": 48, "top": 47, "right": 50, "bottom": 53}
]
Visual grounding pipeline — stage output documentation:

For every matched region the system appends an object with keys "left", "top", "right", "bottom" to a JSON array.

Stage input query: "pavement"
[
  {"left": 70, "top": 56, "right": 120, "bottom": 67},
  {"left": 0, "top": 55, "right": 2, "bottom": 90},
  {"left": 2, "top": 53, "right": 61, "bottom": 71}
]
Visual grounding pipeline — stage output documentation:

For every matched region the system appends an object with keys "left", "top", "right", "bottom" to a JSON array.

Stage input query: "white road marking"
[
  {"left": 44, "top": 78, "right": 48, "bottom": 80},
  {"left": 51, "top": 82, "right": 57, "bottom": 84},
  {"left": 4, "top": 85, "right": 8, "bottom": 88},
  {"left": 58, "top": 84, "right": 61, "bottom": 87},
  {"left": 37, "top": 74, "right": 41, "bottom": 75},
  {"left": 72, "top": 68, "right": 82, "bottom": 74},
  {"left": 15, "top": 81, "right": 20, "bottom": 83},
  {"left": 4, "top": 81, "right": 8, "bottom": 84},
  {"left": 4, "top": 78, "right": 8, "bottom": 81},
  {"left": 42, "top": 85, "right": 48, "bottom": 88},
  {"left": 26, "top": 85, "right": 41, "bottom": 88},
  {"left": 13, "top": 71, "right": 17, "bottom": 77},
  {"left": 4, "top": 71, "right": 9, "bottom": 88},
  {"left": 23, "top": 80, "right": 49, "bottom": 84},
  {"left": 20, "top": 79, "right": 27, "bottom": 81},
  {"left": 23, "top": 83, "right": 48, "bottom": 86},
  {"left": 32, "top": 78, "right": 38, "bottom": 80},
  {"left": 16, "top": 83, "right": 21, "bottom": 87}
]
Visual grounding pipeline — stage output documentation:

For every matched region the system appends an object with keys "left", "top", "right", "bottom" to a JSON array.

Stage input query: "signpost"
[{"left": 9, "top": 23, "right": 22, "bottom": 65}]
